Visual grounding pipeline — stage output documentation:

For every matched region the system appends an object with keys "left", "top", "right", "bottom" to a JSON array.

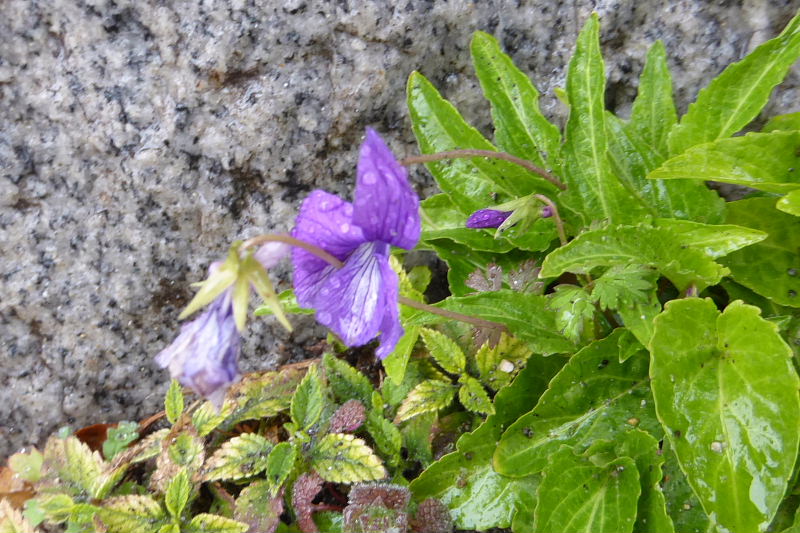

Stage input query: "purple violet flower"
[
  {"left": 291, "top": 128, "right": 420, "bottom": 358},
  {"left": 155, "top": 289, "right": 240, "bottom": 407},
  {"left": 466, "top": 209, "right": 512, "bottom": 229}
]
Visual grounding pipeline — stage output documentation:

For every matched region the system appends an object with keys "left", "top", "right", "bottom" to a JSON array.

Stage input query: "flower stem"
[
  {"left": 532, "top": 194, "right": 568, "bottom": 246},
  {"left": 242, "top": 234, "right": 507, "bottom": 333},
  {"left": 401, "top": 149, "right": 566, "bottom": 191}
]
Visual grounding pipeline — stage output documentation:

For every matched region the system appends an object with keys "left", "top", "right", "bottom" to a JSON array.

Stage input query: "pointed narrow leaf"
[
  {"left": 532, "top": 446, "right": 639, "bottom": 533},
  {"left": 179, "top": 243, "right": 240, "bottom": 320},
  {"left": 626, "top": 41, "right": 676, "bottom": 158},
  {"left": 494, "top": 330, "right": 660, "bottom": 478},
  {"left": 291, "top": 364, "right": 325, "bottom": 430},
  {"left": 264, "top": 442, "right": 296, "bottom": 494},
  {"left": 471, "top": 31, "right": 561, "bottom": 169},
  {"left": 721, "top": 198, "right": 800, "bottom": 307},
  {"left": 165, "top": 469, "right": 190, "bottom": 519},
  {"left": 419, "top": 328, "right": 466, "bottom": 374},
  {"left": 323, "top": 353, "right": 374, "bottom": 406},
  {"left": 458, "top": 375, "right": 494, "bottom": 415},
  {"left": 654, "top": 218, "right": 767, "bottom": 258},
  {"left": 311, "top": 433, "right": 386, "bottom": 483},
  {"left": 561, "top": 14, "right": 645, "bottom": 225},
  {"left": 203, "top": 433, "right": 273, "bottom": 482},
  {"left": 650, "top": 298, "right": 800, "bottom": 533},
  {"left": 395, "top": 379, "right": 456, "bottom": 423},
  {"left": 778, "top": 189, "right": 800, "bottom": 216},
  {"left": 668, "top": 12, "right": 800, "bottom": 154},
  {"left": 365, "top": 411, "right": 402, "bottom": 466},
  {"left": 540, "top": 225, "right": 728, "bottom": 291},
  {"left": 653, "top": 131, "right": 800, "bottom": 193},
  {"left": 165, "top": 380, "right": 184, "bottom": 425},
  {"left": 383, "top": 325, "right": 419, "bottom": 384}
]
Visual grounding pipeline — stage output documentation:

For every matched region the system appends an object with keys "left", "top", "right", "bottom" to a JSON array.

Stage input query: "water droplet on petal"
[
  {"left": 362, "top": 171, "right": 377, "bottom": 184},
  {"left": 318, "top": 311, "right": 332, "bottom": 324},
  {"left": 340, "top": 223, "right": 350, "bottom": 233}
]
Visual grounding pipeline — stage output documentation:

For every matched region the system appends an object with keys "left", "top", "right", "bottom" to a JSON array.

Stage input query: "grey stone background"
[{"left": 1, "top": 0, "right": 799, "bottom": 459}]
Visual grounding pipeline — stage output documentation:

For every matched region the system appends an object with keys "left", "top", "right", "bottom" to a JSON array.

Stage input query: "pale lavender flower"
[
  {"left": 155, "top": 289, "right": 240, "bottom": 407},
  {"left": 291, "top": 128, "right": 420, "bottom": 358},
  {"left": 466, "top": 209, "right": 512, "bottom": 229}
]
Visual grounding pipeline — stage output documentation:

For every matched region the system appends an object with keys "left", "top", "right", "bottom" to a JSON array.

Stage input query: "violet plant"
[{"left": 5, "top": 10, "right": 800, "bottom": 533}]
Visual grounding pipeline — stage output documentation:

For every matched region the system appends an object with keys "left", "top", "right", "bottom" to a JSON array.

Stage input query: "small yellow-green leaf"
[
  {"left": 419, "top": 328, "right": 466, "bottom": 374},
  {"left": 179, "top": 242, "right": 241, "bottom": 321},
  {"left": 311, "top": 433, "right": 386, "bottom": 483},
  {"left": 458, "top": 376, "right": 494, "bottom": 416},
  {"left": 165, "top": 469, "right": 191, "bottom": 518},
  {"left": 0, "top": 499, "right": 35, "bottom": 533},
  {"left": 291, "top": 364, "right": 325, "bottom": 430},
  {"left": 244, "top": 254, "right": 292, "bottom": 332},
  {"left": 203, "top": 433, "right": 273, "bottom": 482},
  {"left": 8, "top": 449, "right": 42, "bottom": 483},
  {"left": 475, "top": 334, "right": 531, "bottom": 391},
  {"left": 96, "top": 496, "right": 166, "bottom": 533},
  {"left": 42, "top": 435, "right": 104, "bottom": 498},
  {"left": 395, "top": 379, "right": 456, "bottom": 423},
  {"left": 778, "top": 189, "right": 800, "bottom": 217},
  {"left": 165, "top": 380, "right": 184, "bottom": 425},
  {"left": 185, "top": 513, "right": 249, "bottom": 533},
  {"left": 383, "top": 325, "right": 420, "bottom": 384},
  {"left": 323, "top": 353, "right": 374, "bottom": 405},
  {"left": 264, "top": 442, "right": 297, "bottom": 494}
]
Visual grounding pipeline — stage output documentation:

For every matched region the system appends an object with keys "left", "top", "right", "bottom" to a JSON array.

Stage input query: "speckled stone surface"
[{"left": 1, "top": 0, "right": 799, "bottom": 458}]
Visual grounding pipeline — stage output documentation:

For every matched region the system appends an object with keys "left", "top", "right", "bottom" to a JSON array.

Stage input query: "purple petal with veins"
[{"left": 466, "top": 209, "right": 512, "bottom": 229}]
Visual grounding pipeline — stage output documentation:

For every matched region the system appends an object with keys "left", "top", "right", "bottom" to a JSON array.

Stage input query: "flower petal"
[
  {"left": 353, "top": 128, "right": 420, "bottom": 250},
  {"left": 292, "top": 190, "right": 366, "bottom": 308},
  {"left": 307, "top": 242, "right": 390, "bottom": 347},
  {"left": 375, "top": 256, "right": 403, "bottom": 359},
  {"left": 465, "top": 208, "right": 512, "bottom": 229}
]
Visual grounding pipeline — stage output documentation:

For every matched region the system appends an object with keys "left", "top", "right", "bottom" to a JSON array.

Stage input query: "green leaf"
[
  {"left": 203, "top": 433, "right": 274, "bottom": 482},
  {"left": 233, "top": 481, "right": 283, "bottom": 533},
  {"left": 475, "top": 333, "right": 533, "bottom": 391},
  {"left": 721, "top": 198, "right": 800, "bottom": 307},
  {"left": 626, "top": 41, "right": 676, "bottom": 158},
  {"left": 291, "top": 364, "right": 325, "bottom": 430},
  {"left": 540, "top": 225, "right": 728, "bottom": 291},
  {"left": 407, "top": 71, "right": 557, "bottom": 216},
  {"left": 96, "top": 496, "right": 167, "bottom": 533},
  {"left": 411, "top": 357, "right": 564, "bottom": 530},
  {"left": 191, "top": 402, "right": 234, "bottom": 437},
  {"left": 660, "top": 440, "right": 712, "bottom": 533},
  {"left": 254, "top": 288, "right": 314, "bottom": 316},
  {"left": 764, "top": 111, "right": 800, "bottom": 132},
  {"left": 243, "top": 253, "right": 292, "bottom": 331},
  {"left": 654, "top": 218, "right": 768, "bottom": 258},
  {"left": 457, "top": 375, "right": 494, "bottom": 415},
  {"left": 179, "top": 243, "right": 240, "bottom": 321},
  {"left": 419, "top": 328, "right": 466, "bottom": 374},
  {"left": 470, "top": 31, "right": 561, "bottom": 170},
  {"left": 185, "top": 513, "right": 249, "bottom": 533},
  {"left": 606, "top": 112, "right": 726, "bottom": 223},
  {"left": 165, "top": 380, "right": 184, "bottom": 425},
  {"left": 365, "top": 411, "right": 402, "bottom": 467},
  {"left": 165, "top": 469, "right": 190, "bottom": 519},
  {"left": 533, "top": 446, "right": 640, "bottom": 533},
  {"left": 42, "top": 435, "right": 104, "bottom": 498},
  {"left": 311, "top": 433, "right": 386, "bottom": 483},
  {"left": 667, "top": 12, "right": 800, "bottom": 155},
  {"left": 264, "top": 442, "right": 297, "bottom": 494},
  {"left": 407, "top": 290, "right": 574, "bottom": 354},
  {"left": 225, "top": 367, "right": 305, "bottom": 428},
  {"left": 549, "top": 285, "right": 596, "bottom": 343},
  {"left": 592, "top": 264, "right": 656, "bottom": 310},
  {"left": 8, "top": 449, "right": 43, "bottom": 483},
  {"left": 402, "top": 412, "right": 436, "bottom": 467},
  {"left": 561, "top": 14, "right": 645, "bottom": 225},
  {"left": 650, "top": 298, "right": 800, "bottom": 533},
  {"left": 395, "top": 379, "right": 456, "bottom": 423},
  {"left": 421, "top": 194, "right": 515, "bottom": 252},
  {"left": 653, "top": 131, "right": 800, "bottom": 193},
  {"left": 494, "top": 329, "right": 660, "bottom": 478},
  {"left": 382, "top": 325, "right": 419, "bottom": 384},
  {"left": 150, "top": 433, "right": 205, "bottom": 494},
  {"left": 778, "top": 189, "right": 800, "bottom": 217},
  {"left": 0, "top": 500, "right": 35, "bottom": 533},
  {"left": 103, "top": 421, "right": 139, "bottom": 461},
  {"left": 615, "top": 430, "right": 674, "bottom": 533},
  {"left": 323, "top": 353, "right": 374, "bottom": 406}
]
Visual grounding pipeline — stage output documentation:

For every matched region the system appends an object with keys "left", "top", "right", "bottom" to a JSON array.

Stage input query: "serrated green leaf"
[
  {"left": 411, "top": 358, "right": 563, "bottom": 530},
  {"left": 8, "top": 449, "right": 42, "bottom": 483},
  {"left": 382, "top": 325, "right": 419, "bottom": 384},
  {"left": 549, "top": 285, "right": 596, "bottom": 343},
  {"left": 103, "top": 421, "right": 139, "bottom": 461},
  {"left": 291, "top": 364, "right": 325, "bottom": 430},
  {"left": 185, "top": 513, "right": 249, "bottom": 533},
  {"left": 650, "top": 298, "right": 800, "bottom": 533},
  {"left": 561, "top": 14, "right": 646, "bottom": 226},
  {"left": 96, "top": 496, "right": 166, "bottom": 533},
  {"left": 592, "top": 264, "right": 656, "bottom": 310},
  {"left": 606, "top": 111, "right": 726, "bottom": 224},
  {"left": 35, "top": 494, "right": 74, "bottom": 524},
  {"left": 42, "top": 435, "right": 104, "bottom": 499},
  {"left": 540, "top": 225, "right": 728, "bottom": 291},
  {"left": 168, "top": 433, "right": 204, "bottom": 470},
  {"left": 407, "top": 71, "right": 558, "bottom": 216},
  {"left": 654, "top": 218, "right": 767, "bottom": 258},
  {"left": 721, "top": 198, "right": 800, "bottom": 307},
  {"left": 419, "top": 328, "right": 466, "bottom": 374},
  {"left": 458, "top": 375, "right": 494, "bottom": 415},
  {"left": 118, "top": 428, "right": 169, "bottom": 464},
  {"left": 407, "top": 290, "right": 575, "bottom": 354},
  {"left": 0, "top": 499, "right": 35, "bottom": 533},
  {"left": 668, "top": 12, "right": 800, "bottom": 155},
  {"left": 653, "top": 131, "right": 800, "bottom": 193},
  {"left": 421, "top": 194, "right": 515, "bottom": 253},
  {"left": 191, "top": 401, "right": 234, "bottom": 437},
  {"left": 165, "top": 469, "right": 190, "bottom": 519},
  {"left": 475, "top": 333, "right": 533, "bottom": 391},
  {"left": 323, "top": 353, "right": 374, "bottom": 406},
  {"left": 778, "top": 189, "right": 800, "bottom": 217},
  {"left": 616, "top": 430, "right": 674, "bottom": 533},
  {"left": 395, "top": 379, "right": 456, "bottom": 423},
  {"left": 494, "top": 329, "right": 660, "bottom": 478},
  {"left": 225, "top": 367, "right": 305, "bottom": 429},
  {"left": 402, "top": 411, "right": 436, "bottom": 467},
  {"left": 203, "top": 433, "right": 273, "bottom": 482},
  {"left": 532, "top": 446, "right": 639, "bottom": 533},
  {"left": 165, "top": 380, "right": 184, "bottom": 425},
  {"left": 626, "top": 41, "right": 676, "bottom": 158},
  {"left": 233, "top": 481, "right": 283, "bottom": 533},
  {"left": 264, "top": 442, "right": 296, "bottom": 494},
  {"left": 471, "top": 31, "right": 561, "bottom": 170},
  {"left": 365, "top": 411, "right": 402, "bottom": 467},
  {"left": 311, "top": 433, "right": 386, "bottom": 483}
]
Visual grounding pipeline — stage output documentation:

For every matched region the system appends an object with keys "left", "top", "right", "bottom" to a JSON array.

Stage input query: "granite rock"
[{"left": 1, "top": 0, "right": 799, "bottom": 458}]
